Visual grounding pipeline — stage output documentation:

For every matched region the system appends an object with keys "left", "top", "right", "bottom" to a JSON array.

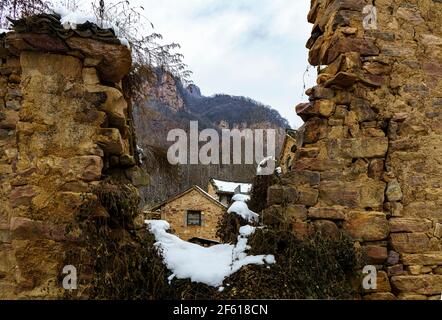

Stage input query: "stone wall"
[
  {"left": 0, "top": 20, "right": 145, "bottom": 298},
  {"left": 268, "top": 0, "right": 442, "bottom": 299}
]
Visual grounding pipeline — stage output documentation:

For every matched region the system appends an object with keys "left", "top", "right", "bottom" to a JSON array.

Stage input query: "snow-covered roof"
[{"left": 210, "top": 178, "right": 252, "bottom": 194}]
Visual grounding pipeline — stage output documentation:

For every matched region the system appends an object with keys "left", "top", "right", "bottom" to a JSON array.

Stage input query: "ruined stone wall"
[
  {"left": 0, "top": 23, "right": 144, "bottom": 298},
  {"left": 267, "top": 0, "right": 442, "bottom": 299}
]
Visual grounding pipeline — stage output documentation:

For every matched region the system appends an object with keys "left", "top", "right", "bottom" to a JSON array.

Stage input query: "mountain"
[{"left": 132, "top": 67, "right": 290, "bottom": 208}]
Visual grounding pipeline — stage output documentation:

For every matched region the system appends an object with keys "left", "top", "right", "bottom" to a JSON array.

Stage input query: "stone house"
[
  {"left": 278, "top": 129, "right": 299, "bottom": 174},
  {"left": 207, "top": 178, "right": 252, "bottom": 206},
  {"left": 147, "top": 185, "right": 227, "bottom": 242}
]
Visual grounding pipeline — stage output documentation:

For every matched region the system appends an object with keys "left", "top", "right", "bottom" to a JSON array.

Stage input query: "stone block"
[
  {"left": 267, "top": 185, "right": 284, "bottom": 206},
  {"left": 69, "top": 156, "right": 103, "bottom": 182},
  {"left": 286, "top": 204, "right": 308, "bottom": 222},
  {"left": 67, "top": 37, "right": 132, "bottom": 83},
  {"left": 387, "top": 264, "right": 404, "bottom": 276},
  {"left": 350, "top": 98, "right": 377, "bottom": 122},
  {"left": 389, "top": 218, "right": 432, "bottom": 233},
  {"left": 343, "top": 211, "right": 389, "bottom": 241},
  {"left": 293, "top": 158, "right": 350, "bottom": 172},
  {"left": 391, "top": 275, "right": 442, "bottom": 295},
  {"left": 402, "top": 253, "right": 442, "bottom": 266},
  {"left": 312, "top": 220, "right": 340, "bottom": 239},
  {"left": 325, "top": 37, "right": 379, "bottom": 65},
  {"left": 387, "top": 250, "right": 400, "bottom": 266},
  {"left": 303, "top": 117, "right": 328, "bottom": 144},
  {"left": 82, "top": 68, "right": 100, "bottom": 85},
  {"left": 328, "top": 137, "right": 389, "bottom": 159},
  {"left": 386, "top": 179, "right": 403, "bottom": 202},
  {"left": 319, "top": 180, "right": 385, "bottom": 209},
  {"left": 368, "top": 159, "right": 384, "bottom": 179},
  {"left": 94, "top": 128, "right": 124, "bottom": 155},
  {"left": 307, "top": 207, "right": 346, "bottom": 220},
  {"left": 297, "top": 187, "right": 319, "bottom": 206},
  {"left": 281, "top": 170, "right": 320, "bottom": 186},
  {"left": 364, "top": 245, "right": 388, "bottom": 264},
  {"left": 435, "top": 223, "right": 442, "bottom": 238},
  {"left": 10, "top": 185, "right": 36, "bottom": 208},
  {"left": 390, "top": 233, "right": 430, "bottom": 253}
]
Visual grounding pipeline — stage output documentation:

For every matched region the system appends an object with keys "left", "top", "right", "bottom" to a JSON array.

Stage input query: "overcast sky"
[{"left": 128, "top": 0, "right": 316, "bottom": 129}]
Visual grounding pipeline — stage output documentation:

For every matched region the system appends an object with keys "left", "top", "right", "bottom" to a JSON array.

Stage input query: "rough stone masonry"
[
  {"left": 0, "top": 15, "right": 146, "bottom": 298},
  {"left": 265, "top": 0, "right": 442, "bottom": 299}
]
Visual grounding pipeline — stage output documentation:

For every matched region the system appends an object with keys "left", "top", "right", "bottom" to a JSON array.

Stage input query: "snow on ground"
[
  {"left": 0, "top": 29, "right": 11, "bottom": 34},
  {"left": 146, "top": 220, "right": 275, "bottom": 287}
]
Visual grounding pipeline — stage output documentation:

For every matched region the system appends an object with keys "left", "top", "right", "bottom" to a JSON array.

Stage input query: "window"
[{"left": 187, "top": 211, "right": 202, "bottom": 226}]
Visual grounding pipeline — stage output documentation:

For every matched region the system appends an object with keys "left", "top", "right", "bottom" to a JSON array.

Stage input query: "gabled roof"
[
  {"left": 209, "top": 178, "right": 252, "bottom": 194},
  {"left": 148, "top": 185, "right": 227, "bottom": 212}
]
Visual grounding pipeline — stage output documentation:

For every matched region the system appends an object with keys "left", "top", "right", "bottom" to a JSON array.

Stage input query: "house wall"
[
  {"left": 279, "top": 135, "right": 298, "bottom": 175},
  {"left": 160, "top": 189, "right": 225, "bottom": 241},
  {"left": 207, "top": 182, "right": 218, "bottom": 200}
]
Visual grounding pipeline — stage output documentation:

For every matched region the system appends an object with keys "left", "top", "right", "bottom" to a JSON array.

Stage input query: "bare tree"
[
  {"left": 0, "top": 0, "right": 49, "bottom": 28},
  {"left": 90, "top": 0, "right": 192, "bottom": 84}
]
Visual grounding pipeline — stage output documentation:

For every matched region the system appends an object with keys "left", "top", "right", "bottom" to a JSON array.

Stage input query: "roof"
[
  {"left": 209, "top": 178, "right": 252, "bottom": 194},
  {"left": 147, "top": 185, "right": 227, "bottom": 211},
  {"left": 8, "top": 13, "right": 120, "bottom": 44},
  {"left": 278, "top": 132, "right": 298, "bottom": 163}
]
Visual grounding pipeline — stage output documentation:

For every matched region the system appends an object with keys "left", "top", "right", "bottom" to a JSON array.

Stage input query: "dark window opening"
[{"left": 187, "top": 210, "right": 202, "bottom": 226}]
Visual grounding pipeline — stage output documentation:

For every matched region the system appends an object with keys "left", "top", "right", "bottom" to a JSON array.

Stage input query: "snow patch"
[
  {"left": 228, "top": 200, "right": 259, "bottom": 223},
  {"left": 119, "top": 37, "right": 130, "bottom": 49},
  {"left": 231, "top": 193, "right": 250, "bottom": 202},
  {"left": 52, "top": 4, "right": 130, "bottom": 48},
  {"left": 239, "top": 225, "right": 256, "bottom": 237},
  {"left": 0, "top": 29, "right": 11, "bottom": 34},
  {"left": 146, "top": 220, "right": 274, "bottom": 287},
  {"left": 257, "top": 156, "right": 276, "bottom": 175},
  {"left": 136, "top": 145, "right": 145, "bottom": 164}
]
